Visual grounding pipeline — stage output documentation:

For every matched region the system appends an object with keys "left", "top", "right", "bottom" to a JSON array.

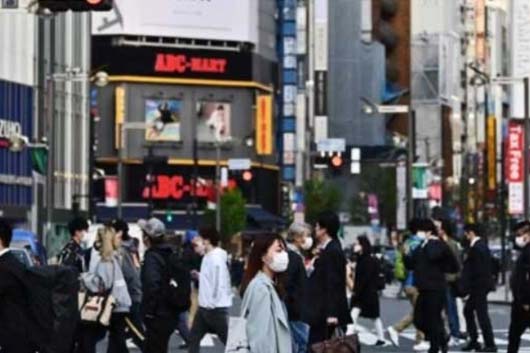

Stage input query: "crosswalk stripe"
[
  {"left": 200, "top": 334, "right": 216, "bottom": 347},
  {"left": 521, "top": 333, "right": 530, "bottom": 342}
]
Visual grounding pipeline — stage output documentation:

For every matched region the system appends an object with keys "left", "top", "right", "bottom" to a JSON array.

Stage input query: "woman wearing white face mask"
[
  {"left": 285, "top": 223, "right": 313, "bottom": 353},
  {"left": 240, "top": 234, "right": 292, "bottom": 353},
  {"left": 350, "top": 236, "right": 387, "bottom": 346}
]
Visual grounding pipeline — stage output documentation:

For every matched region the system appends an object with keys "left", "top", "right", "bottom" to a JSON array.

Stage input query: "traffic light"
[
  {"left": 38, "top": 0, "right": 113, "bottom": 12},
  {"left": 165, "top": 210, "right": 173, "bottom": 223},
  {"left": 242, "top": 170, "right": 253, "bottom": 182}
]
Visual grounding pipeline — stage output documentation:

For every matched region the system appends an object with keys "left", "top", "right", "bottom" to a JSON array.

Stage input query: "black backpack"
[
  {"left": 12, "top": 265, "right": 80, "bottom": 353},
  {"left": 158, "top": 251, "right": 192, "bottom": 313}
]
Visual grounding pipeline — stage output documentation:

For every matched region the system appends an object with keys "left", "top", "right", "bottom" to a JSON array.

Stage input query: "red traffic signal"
[
  {"left": 242, "top": 171, "right": 253, "bottom": 182},
  {"left": 39, "top": 0, "right": 113, "bottom": 12},
  {"left": 331, "top": 155, "right": 343, "bottom": 168}
]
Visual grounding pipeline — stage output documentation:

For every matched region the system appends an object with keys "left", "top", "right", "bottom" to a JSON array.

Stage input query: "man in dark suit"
[
  {"left": 407, "top": 219, "right": 459, "bottom": 353},
  {"left": 306, "top": 211, "right": 351, "bottom": 345},
  {"left": 0, "top": 219, "right": 35, "bottom": 353},
  {"left": 508, "top": 221, "right": 530, "bottom": 353},
  {"left": 461, "top": 224, "right": 497, "bottom": 352}
]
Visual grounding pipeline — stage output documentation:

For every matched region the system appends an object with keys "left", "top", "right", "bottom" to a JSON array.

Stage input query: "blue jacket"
[{"left": 404, "top": 234, "right": 423, "bottom": 287}]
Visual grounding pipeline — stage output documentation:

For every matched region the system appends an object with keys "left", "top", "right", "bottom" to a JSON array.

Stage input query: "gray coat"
[
  {"left": 241, "top": 272, "right": 292, "bottom": 353},
  {"left": 82, "top": 254, "right": 132, "bottom": 313}
]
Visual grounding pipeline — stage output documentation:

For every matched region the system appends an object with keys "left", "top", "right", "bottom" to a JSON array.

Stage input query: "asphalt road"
[{"left": 97, "top": 295, "right": 528, "bottom": 353}]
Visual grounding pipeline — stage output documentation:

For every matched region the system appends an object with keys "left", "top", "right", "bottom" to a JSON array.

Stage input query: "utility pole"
[
  {"left": 215, "top": 141, "right": 221, "bottom": 233},
  {"left": 407, "top": 110, "right": 416, "bottom": 220},
  {"left": 523, "top": 77, "right": 530, "bottom": 220}
]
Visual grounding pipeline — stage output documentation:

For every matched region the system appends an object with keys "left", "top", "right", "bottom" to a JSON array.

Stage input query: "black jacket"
[
  {"left": 351, "top": 253, "right": 380, "bottom": 319},
  {"left": 286, "top": 249, "right": 307, "bottom": 322},
  {"left": 460, "top": 238, "right": 495, "bottom": 294},
  {"left": 305, "top": 239, "right": 351, "bottom": 327},
  {"left": 511, "top": 244, "right": 530, "bottom": 305},
  {"left": 57, "top": 240, "right": 86, "bottom": 274},
  {"left": 0, "top": 252, "right": 35, "bottom": 349},
  {"left": 407, "top": 238, "right": 459, "bottom": 292},
  {"left": 141, "top": 244, "right": 175, "bottom": 318}
]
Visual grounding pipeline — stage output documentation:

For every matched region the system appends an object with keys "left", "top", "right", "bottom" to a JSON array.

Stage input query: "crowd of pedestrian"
[{"left": 3, "top": 210, "right": 530, "bottom": 353}]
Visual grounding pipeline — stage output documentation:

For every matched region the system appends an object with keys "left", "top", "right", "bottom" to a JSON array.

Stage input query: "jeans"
[
  {"left": 289, "top": 321, "right": 310, "bottom": 353},
  {"left": 445, "top": 287, "right": 460, "bottom": 337},
  {"left": 178, "top": 311, "right": 191, "bottom": 344}
]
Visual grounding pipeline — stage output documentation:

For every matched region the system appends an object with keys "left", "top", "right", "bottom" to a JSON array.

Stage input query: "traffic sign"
[
  {"left": 492, "top": 76, "right": 524, "bottom": 85},
  {"left": 317, "top": 138, "right": 346, "bottom": 152},
  {"left": 228, "top": 158, "right": 251, "bottom": 170},
  {"left": 377, "top": 105, "right": 409, "bottom": 114}
]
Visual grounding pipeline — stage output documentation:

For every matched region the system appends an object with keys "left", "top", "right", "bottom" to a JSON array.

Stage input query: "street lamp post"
[{"left": 361, "top": 98, "right": 414, "bottom": 221}]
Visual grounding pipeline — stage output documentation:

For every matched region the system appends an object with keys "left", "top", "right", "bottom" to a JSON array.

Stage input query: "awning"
[{"left": 245, "top": 205, "right": 286, "bottom": 231}]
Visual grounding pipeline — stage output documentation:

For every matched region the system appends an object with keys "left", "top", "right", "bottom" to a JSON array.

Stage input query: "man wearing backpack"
[
  {"left": 188, "top": 227, "right": 233, "bottom": 353},
  {"left": 141, "top": 217, "right": 191, "bottom": 353}
]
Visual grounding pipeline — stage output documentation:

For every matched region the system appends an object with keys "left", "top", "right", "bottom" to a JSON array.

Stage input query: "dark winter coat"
[
  {"left": 351, "top": 253, "right": 380, "bottom": 318},
  {"left": 511, "top": 244, "right": 530, "bottom": 306},
  {"left": 460, "top": 238, "right": 495, "bottom": 295},
  {"left": 286, "top": 249, "right": 308, "bottom": 322},
  {"left": 141, "top": 244, "right": 176, "bottom": 318},
  {"left": 0, "top": 251, "right": 38, "bottom": 351},
  {"left": 305, "top": 239, "right": 352, "bottom": 327},
  {"left": 406, "top": 238, "right": 459, "bottom": 292}
]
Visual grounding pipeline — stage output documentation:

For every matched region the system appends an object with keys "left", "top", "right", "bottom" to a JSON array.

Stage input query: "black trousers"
[
  {"left": 107, "top": 313, "right": 128, "bottom": 353},
  {"left": 77, "top": 324, "right": 106, "bottom": 353},
  {"left": 508, "top": 303, "right": 530, "bottom": 353},
  {"left": 0, "top": 335, "right": 35, "bottom": 353},
  {"left": 144, "top": 316, "right": 178, "bottom": 353},
  {"left": 188, "top": 307, "right": 229, "bottom": 353},
  {"left": 416, "top": 290, "right": 447, "bottom": 353},
  {"left": 464, "top": 291, "right": 495, "bottom": 348}
]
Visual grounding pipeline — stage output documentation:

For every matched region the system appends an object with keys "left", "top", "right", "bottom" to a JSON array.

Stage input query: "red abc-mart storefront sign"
[
  {"left": 142, "top": 175, "right": 236, "bottom": 201},
  {"left": 506, "top": 121, "right": 525, "bottom": 183}
]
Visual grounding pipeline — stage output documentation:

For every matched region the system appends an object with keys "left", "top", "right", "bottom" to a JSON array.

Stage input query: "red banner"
[{"left": 506, "top": 121, "right": 525, "bottom": 183}]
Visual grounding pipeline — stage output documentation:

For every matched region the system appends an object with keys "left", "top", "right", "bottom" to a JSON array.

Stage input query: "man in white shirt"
[{"left": 188, "top": 227, "right": 233, "bottom": 353}]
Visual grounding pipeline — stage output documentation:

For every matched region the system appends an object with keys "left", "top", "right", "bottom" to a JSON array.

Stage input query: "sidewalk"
[{"left": 382, "top": 283, "right": 513, "bottom": 305}]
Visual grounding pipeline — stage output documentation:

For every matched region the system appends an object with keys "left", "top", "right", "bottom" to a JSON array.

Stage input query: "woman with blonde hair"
[{"left": 78, "top": 226, "right": 132, "bottom": 353}]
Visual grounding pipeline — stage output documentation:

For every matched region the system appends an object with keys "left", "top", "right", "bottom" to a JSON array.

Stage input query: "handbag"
[
  {"left": 225, "top": 291, "right": 252, "bottom": 353},
  {"left": 78, "top": 261, "right": 116, "bottom": 327},
  {"left": 310, "top": 327, "right": 361, "bottom": 353},
  {"left": 78, "top": 290, "right": 115, "bottom": 326},
  {"left": 225, "top": 316, "right": 250, "bottom": 353}
]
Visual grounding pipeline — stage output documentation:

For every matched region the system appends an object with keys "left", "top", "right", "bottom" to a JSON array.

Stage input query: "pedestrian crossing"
[{"left": 352, "top": 324, "right": 530, "bottom": 351}]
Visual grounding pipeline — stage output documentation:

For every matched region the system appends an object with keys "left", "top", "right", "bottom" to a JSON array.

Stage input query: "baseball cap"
[{"left": 138, "top": 217, "right": 166, "bottom": 238}]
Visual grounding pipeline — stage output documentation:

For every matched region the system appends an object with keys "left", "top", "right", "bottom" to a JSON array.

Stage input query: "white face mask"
[
  {"left": 354, "top": 244, "right": 362, "bottom": 253},
  {"left": 516, "top": 236, "right": 528, "bottom": 249},
  {"left": 268, "top": 251, "right": 289, "bottom": 273},
  {"left": 417, "top": 231, "right": 427, "bottom": 240},
  {"left": 301, "top": 237, "right": 314, "bottom": 251}
]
